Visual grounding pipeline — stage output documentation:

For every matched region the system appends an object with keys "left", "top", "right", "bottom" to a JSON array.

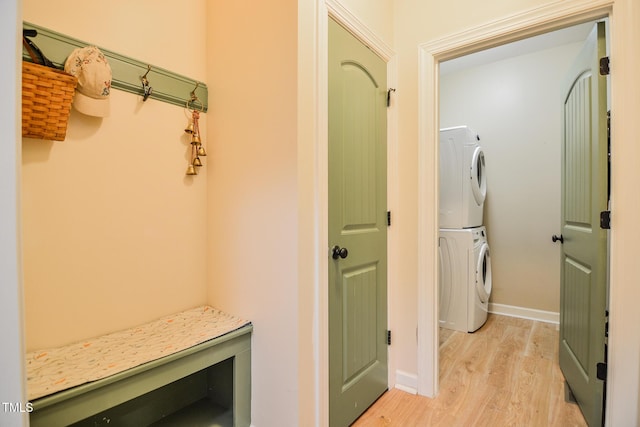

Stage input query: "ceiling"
[{"left": 439, "top": 21, "right": 597, "bottom": 75}]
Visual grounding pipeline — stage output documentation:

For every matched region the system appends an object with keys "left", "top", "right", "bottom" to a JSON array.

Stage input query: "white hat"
[{"left": 64, "top": 46, "right": 112, "bottom": 117}]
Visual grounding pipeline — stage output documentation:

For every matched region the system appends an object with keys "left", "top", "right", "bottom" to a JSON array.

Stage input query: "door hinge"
[
  {"left": 607, "top": 111, "right": 611, "bottom": 201},
  {"left": 596, "top": 362, "right": 607, "bottom": 381},
  {"left": 598, "top": 310, "right": 609, "bottom": 381},
  {"left": 599, "top": 56, "right": 610, "bottom": 75},
  {"left": 386, "top": 88, "right": 396, "bottom": 107},
  {"left": 600, "top": 210, "right": 611, "bottom": 229},
  {"left": 386, "top": 330, "right": 391, "bottom": 346},
  {"left": 387, "top": 211, "right": 391, "bottom": 227}
]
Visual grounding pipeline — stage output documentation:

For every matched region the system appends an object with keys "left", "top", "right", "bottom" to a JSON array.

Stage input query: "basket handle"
[{"left": 22, "top": 29, "right": 56, "bottom": 69}]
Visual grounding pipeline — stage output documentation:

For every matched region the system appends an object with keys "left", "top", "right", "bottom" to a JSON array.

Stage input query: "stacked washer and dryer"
[{"left": 439, "top": 126, "right": 493, "bottom": 333}]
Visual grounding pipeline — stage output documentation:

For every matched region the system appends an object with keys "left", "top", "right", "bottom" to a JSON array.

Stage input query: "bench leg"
[{"left": 234, "top": 348, "right": 251, "bottom": 427}]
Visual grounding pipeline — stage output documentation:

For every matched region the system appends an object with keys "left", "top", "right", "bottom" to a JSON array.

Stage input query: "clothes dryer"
[
  {"left": 439, "top": 126, "right": 487, "bottom": 229},
  {"left": 439, "top": 226, "right": 492, "bottom": 332}
]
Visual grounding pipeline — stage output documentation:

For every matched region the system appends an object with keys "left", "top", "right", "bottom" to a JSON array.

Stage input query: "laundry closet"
[{"left": 438, "top": 22, "right": 595, "bottom": 321}]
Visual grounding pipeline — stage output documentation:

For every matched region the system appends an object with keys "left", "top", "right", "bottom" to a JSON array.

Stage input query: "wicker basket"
[{"left": 22, "top": 61, "right": 77, "bottom": 141}]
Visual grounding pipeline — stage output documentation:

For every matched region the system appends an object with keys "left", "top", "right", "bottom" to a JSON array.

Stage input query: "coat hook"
[
  {"left": 141, "top": 65, "right": 153, "bottom": 102},
  {"left": 190, "top": 81, "right": 200, "bottom": 100},
  {"left": 186, "top": 82, "right": 203, "bottom": 111},
  {"left": 142, "top": 64, "right": 151, "bottom": 80}
]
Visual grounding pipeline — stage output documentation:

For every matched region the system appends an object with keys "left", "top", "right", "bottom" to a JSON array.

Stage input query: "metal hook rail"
[{"left": 22, "top": 21, "right": 208, "bottom": 112}]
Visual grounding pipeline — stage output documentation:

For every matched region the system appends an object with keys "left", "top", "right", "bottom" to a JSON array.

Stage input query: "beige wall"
[
  {"left": 206, "top": 1, "right": 299, "bottom": 425},
  {"left": 21, "top": 0, "right": 208, "bottom": 350},
  {"left": 332, "top": 0, "right": 395, "bottom": 44},
  {"left": 440, "top": 41, "right": 583, "bottom": 313}
]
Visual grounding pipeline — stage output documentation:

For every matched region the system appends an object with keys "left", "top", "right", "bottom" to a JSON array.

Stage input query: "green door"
[
  {"left": 328, "top": 17, "right": 388, "bottom": 427},
  {"left": 558, "top": 22, "right": 608, "bottom": 427}
]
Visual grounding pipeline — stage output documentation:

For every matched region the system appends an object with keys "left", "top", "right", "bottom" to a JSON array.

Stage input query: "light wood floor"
[{"left": 352, "top": 314, "right": 587, "bottom": 426}]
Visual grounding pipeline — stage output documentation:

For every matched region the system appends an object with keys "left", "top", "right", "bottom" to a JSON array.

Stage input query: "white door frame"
[
  {"left": 417, "top": 0, "right": 613, "bottom": 403},
  {"left": 1, "top": 0, "right": 29, "bottom": 425}
]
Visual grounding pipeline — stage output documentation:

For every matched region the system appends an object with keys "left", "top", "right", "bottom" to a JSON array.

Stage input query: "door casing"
[{"left": 417, "top": 0, "right": 613, "bottom": 400}]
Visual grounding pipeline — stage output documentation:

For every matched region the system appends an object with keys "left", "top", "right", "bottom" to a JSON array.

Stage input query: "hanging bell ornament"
[
  {"left": 186, "top": 164, "right": 198, "bottom": 175},
  {"left": 184, "top": 98, "right": 206, "bottom": 176}
]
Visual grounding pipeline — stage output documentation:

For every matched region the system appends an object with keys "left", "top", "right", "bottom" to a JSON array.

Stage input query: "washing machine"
[
  {"left": 439, "top": 126, "right": 487, "bottom": 229},
  {"left": 439, "top": 226, "right": 492, "bottom": 332}
]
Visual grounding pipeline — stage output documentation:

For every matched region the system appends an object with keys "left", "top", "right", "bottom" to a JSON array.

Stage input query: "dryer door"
[
  {"left": 475, "top": 242, "right": 492, "bottom": 303},
  {"left": 470, "top": 147, "right": 487, "bottom": 206}
]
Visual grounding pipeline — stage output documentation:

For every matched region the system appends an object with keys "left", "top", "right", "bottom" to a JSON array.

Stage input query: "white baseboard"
[
  {"left": 489, "top": 302, "right": 559, "bottom": 325},
  {"left": 394, "top": 370, "right": 418, "bottom": 394}
]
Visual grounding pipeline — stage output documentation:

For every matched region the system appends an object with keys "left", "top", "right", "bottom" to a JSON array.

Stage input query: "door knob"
[
  {"left": 331, "top": 245, "right": 349, "bottom": 260},
  {"left": 552, "top": 234, "right": 564, "bottom": 244}
]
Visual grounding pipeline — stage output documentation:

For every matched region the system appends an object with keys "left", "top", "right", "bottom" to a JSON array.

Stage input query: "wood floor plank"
[
  {"left": 525, "top": 321, "right": 558, "bottom": 360},
  {"left": 486, "top": 325, "right": 530, "bottom": 391},
  {"left": 503, "top": 355, "right": 554, "bottom": 426},
  {"left": 439, "top": 326, "right": 456, "bottom": 347},
  {"left": 351, "top": 314, "right": 587, "bottom": 427},
  {"left": 438, "top": 327, "right": 475, "bottom": 380},
  {"left": 548, "top": 350, "right": 588, "bottom": 426}
]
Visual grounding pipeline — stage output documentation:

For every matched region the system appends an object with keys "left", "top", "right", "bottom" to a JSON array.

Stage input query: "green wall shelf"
[{"left": 23, "top": 21, "right": 208, "bottom": 112}]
